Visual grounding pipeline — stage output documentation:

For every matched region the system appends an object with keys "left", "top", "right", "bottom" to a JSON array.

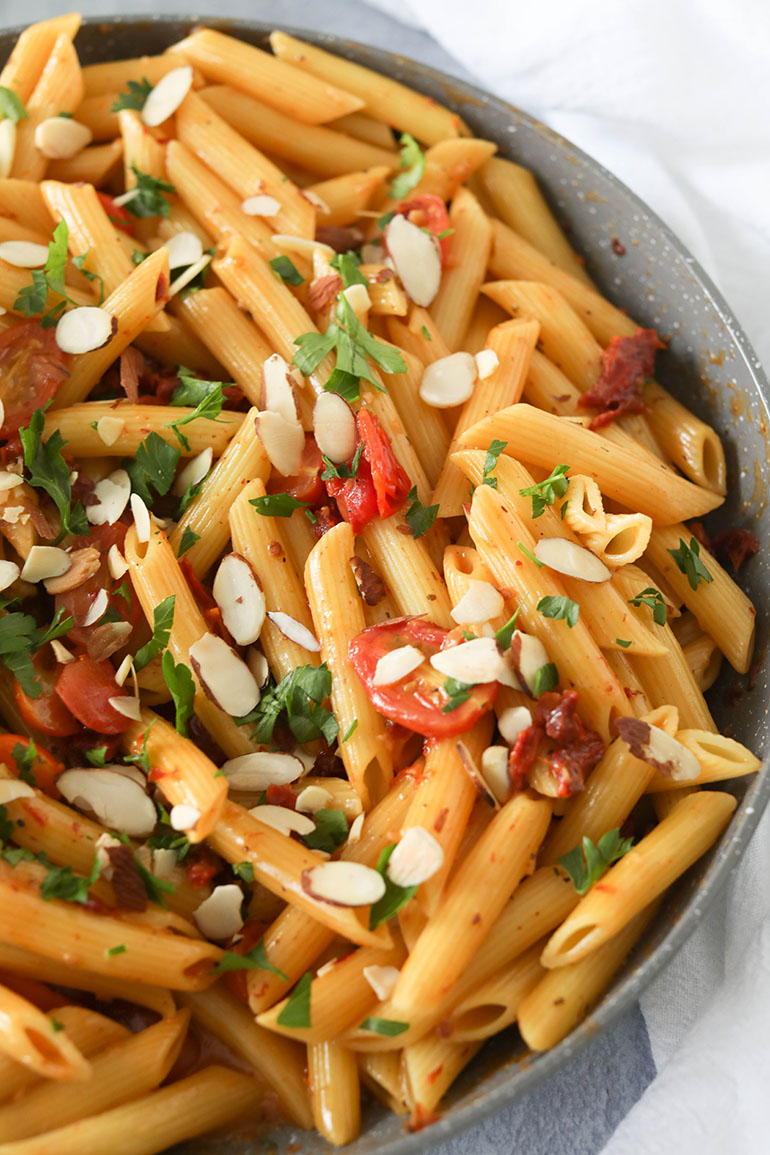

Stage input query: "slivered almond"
[
  {"left": 213, "top": 553, "right": 265, "bottom": 646},
  {"left": 430, "top": 637, "right": 504, "bottom": 684},
  {"left": 0, "top": 780, "right": 35, "bottom": 804},
  {"left": 83, "top": 587, "right": 109, "bottom": 626},
  {"left": 615, "top": 718, "right": 701, "bottom": 781},
  {"left": 385, "top": 214, "right": 441, "bottom": 306},
  {"left": 0, "top": 240, "right": 49, "bottom": 268},
  {"left": 295, "top": 785, "right": 333, "bottom": 813},
  {"left": 303, "top": 189, "right": 330, "bottom": 214},
  {"left": 87, "top": 469, "right": 131, "bottom": 527},
  {"left": 250, "top": 804, "right": 316, "bottom": 837},
  {"left": 363, "top": 965, "right": 400, "bottom": 1002},
  {"left": 0, "top": 559, "right": 20, "bottom": 592},
  {"left": 107, "top": 544, "right": 129, "bottom": 580},
  {"left": 170, "top": 804, "right": 200, "bottom": 831},
  {"left": 475, "top": 349, "right": 499, "bottom": 379},
  {"left": 114, "top": 653, "right": 134, "bottom": 685},
  {"left": 256, "top": 410, "right": 304, "bottom": 477},
  {"left": 386, "top": 827, "right": 444, "bottom": 887},
  {"left": 450, "top": 580, "right": 504, "bottom": 625},
  {"left": 57, "top": 768, "right": 156, "bottom": 837},
  {"left": 480, "top": 745, "right": 511, "bottom": 805},
  {"left": 130, "top": 493, "right": 151, "bottom": 543},
  {"left": 45, "top": 546, "right": 101, "bottom": 594},
  {"left": 141, "top": 65, "right": 193, "bottom": 126},
  {"left": 373, "top": 644, "right": 424, "bottom": 687},
  {"left": 189, "top": 632, "right": 260, "bottom": 716},
  {"left": 56, "top": 307, "right": 114, "bottom": 355},
  {"left": 497, "top": 705, "right": 533, "bottom": 746},
  {"left": 221, "top": 751, "right": 303, "bottom": 792},
  {"left": 173, "top": 447, "right": 212, "bottom": 496},
  {"left": 266, "top": 611, "right": 320, "bottom": 652},
  {"left": 152, "top": 848, "right": 177, "bottom": 880},
  {"left": 419, "top": 352, "right": 476, "bottom": 408},
  {"left": 241, "top": 194, "right": 281, "bottom": 217},
  {"left": 164, "top": 231, "right": 203, "bottom": 270},
  {"left": 313, "top": 392, "right": 357, "bottom": 463},
  {"left": 193, "top": 884, "right": 244, "bottom": 940},
  {"left": 262, "top": 354, "right": 299, "bottom": 423},
  {"left": 301, "top": 861, "right": 385, "bottom": 907},
  {"left": 347, "top": 812, "right": 365, "bottom": 843},
  {"left": 34, "top": 116, "right": 92, "bottom": 159},
  {"left": 534, "top": 538, "right": 611, "bottom": 583}
]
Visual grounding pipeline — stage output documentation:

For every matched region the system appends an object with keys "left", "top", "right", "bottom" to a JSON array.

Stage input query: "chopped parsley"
[
  {"left": 532, "top": 662, "right": 559, "bottom": 697},
  {"left": 0, "top": 87, "right": 27, "bottom": 123},
  {"left": 519, "top": 464, "right": 570, "bottom": 519},
  {"left": 14, "top": 220, "right": 103, "bottom": 325},
  {"left": 84, "top": 745, "right": 109, "bottom": 767},
  {"left": 517, "top": 541, "right": 544, "bottom": 568},
  {"left": 442, "top": 676, "right": 473, "bottom": 713},
  {"left": 20, "top": 406, "right": 89, "bottom": 543},
  {"left": 250, "top": 493, "right": 314, "bottom": 521},
  {"left": 177, "top": 526, "right": 200, "bottom": 558},
  {"left": 133, "top": 595, "right": 174, "bottom": 671},
  {"left": 12, "top": 739, "right": 37, "bottom": 785},
  {"left": 481, "top": 439, "right": 508, "bottom": 489},
  {"left": 166, "top": 373, "right": 226, "bottom": 449},
  {"left": 320, "top": 444, "right": 364, "bottom": 481},
  {"left": 404, "top": 485, "right": 439, "bottom": 539},
  {"left": 269, "top": 255, "right": 304, "bottom": 286},
  {"left": 303, "top": 809, "right": 348, "bottom": 854},
  {"left": 107, "top": 944, "right": 127, "bottom": 956},
  {"left": 232, "top": 861, "right": 255, "bottom": 883},
  {"left": 495, "top": 609, "right": 520, "bottom": 650},
  {"left": 627, "top": 587, "right": 667, "bottom": 626},
  {"left": 110, "top": 78, "right": 152, "bottom": 113},
  {"left": 292, "top": 296, "right": 405, "bottom": 403},
  {"left": 213, "top": 940, "right": 288, "bottom": 980},
  {"left": 369, "top": 843, "right": 418, "bottom": 930},
  {"left": 161, "top": 650, "right": 195, "bottom": 738},
  {"left": 124, "top": 165, "right": 175, "bottom": 219},
  {"left": 359, "top": 1016, "right": 409, "bottom": 1037},
  {"left": 0, "top": 607, "right": 74, "bottom": 699},
  {"left": 667, "top": 536, "right": 714, "bottom": 591},
  {"left": 40, "top": 858, "right": 100, "bottom": 905},
  {"left": 343, "top": 719, "right": 358, "bottom": 742},
  {"left": 330, "top": 250, "right": 368, "bottom": 290},
  {"left": 615, "top": 638, "right": 632, "bottom": 648},
  {"left": 388, "top": 133, "right": 426, "bottom": 199},
  {"left": 124, "top": 431, "right": 180, "bottom": 506},
  {"left": 420, "top": 324, "right": 432, "bottom": 341},
  {"left": 557, "top": 829, "right": 634, "bottom": 895},
  {"left": 236, "top": 664, "right": 338, "bottom": 746},
  {"left": 276, "top": 971, "right": 312, "bottom": 1028},
  {"left": 537, "top": 595, "right": 580, "bottom": 629}
]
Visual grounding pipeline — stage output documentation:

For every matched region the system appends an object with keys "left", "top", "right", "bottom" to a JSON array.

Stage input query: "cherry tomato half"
[
  {"left": 349, "top": 617, "right": 498, "bottom": 739},
  {"left": 0, "top": 734, "right": 64, "bottom": 798},
  {"left": 55, "top": 656, "right": 132, "bottom": 734},
  {"left": 395, "top": 194, "right": 451, "bottom": 263},
  {"left": 357, "top": 409, "right": 411, "bottom": 520},
  {"left": 0, "top": 321, "right": 69, "bottom": 440},
  {"left": 15, "top": 654, "right": 80, "bottom": 737},
  {"left": 325, "top": 457, "right": 380, "bottom": 535}
]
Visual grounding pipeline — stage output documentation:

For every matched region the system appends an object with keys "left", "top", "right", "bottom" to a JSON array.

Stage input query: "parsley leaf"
[
  {"left": 124, "top": 721, "right": 155, "bottom": 776},
  {"left": 292, "top": 330, "right": 336, "bottom": 377},
  {"left": 133, "top": 595, "right": 174, "bottom": 672},
  {"left": 533, "top": 662, "right": 559, "bottom": 697},
  {"left": 250, "top": 493, "right": 312, "bottom": 519},
  {"left": 667, "top": 536, "right": 714, "bottom": 591},
  {"left": 321, "top": 444, "right": 363, "bottom": 481},
  {"left": 14, "top": 221, "right": 104, "bottom": 325},
  {"left": 40, "top": 857, "right": 100, "bottom": 905},
  {"left": 72, "top": 251, "right": 105, "bottom": 305},
  {"left": 442, "top": 676, "right": 473, "bottom": 713},
  {"left": 557, "top": 829, "right": 634, "bottom": 895},
  {"left": 269, "top": 255, "right": 304, "bottom": 286},
  {"left": 330, "top": 250, "right": 367, "bottom": 289},
  {"left": 171, "top": 368, "right": 226, "bottom": 409},
  {"left": 404, "top": 485, "right": 438, "bottom": 539},
  {"left": 304, "top": 809, "right": 348, "bottom": 854},
  {"left": 124, "top": 165, "right": 175, "bottom": 219},
  {"left": 537, "top": 595, "right": 580, "bottom": 629},
  {"left": 369, "top": 843, "right": 418, "bottom": 929},
  {"left": 237, "top": 665, "right": 338, "bottom": 746},
  {"left": 517, "top": 541, "right": 544, "bottom": 568},
  {"left": 388, "top": 133, "right": 426, "bottom": 199},
  {"left": 360, "top": 1016, "right": 410, "bottom": 1037},
  {"left": 292, "top": 299, "right": 406, "bottom": 403},
  {"left": 84, "top": 745, "right": 109, "bottom": 767},
  {"left": 37, "top": 606, "right": 74, "bottom": 646},
  {"left": 177, "top": 526, "right": 200, "bottom": 558},
  {"left": 519, "top": 464, "right": 571, "bottom": 518},
  {"left": 627, "top": 587, "right": 667, "bottom": 626},
  {"left": 107, "top": 944, "right": 127, "bottom": 956},
  {"left": 232, "top": 861, "right": 254, "bottom": 883},
  {"left": 12, "top": 739, "right": 37, "bottom": 785},
  {"left": 343, "top": 719, "right": 358, "bottom": 742},
  {"left": 213, "top": 939, "right": 288, "bottom": 980},
  {"left": 276, "top": 971, "right": 312, "bottom": 1028},
  {"left": 0, "top": 86, "right": 27, "bottom": 123},
  {"left": 124, "top": 432, "right": 180, "bottom": 506},
  {"left": 0, "top": 607, "right": 74, "bottom": 698},
  {"left": 615, "top": 638, "right": 632, "bottom": 648},
  {"left": 20, "top": 408, "right": 89, "bottom": 543},
  {"left": 481, "top": 439, "right": 507, "bottom": 489},
  {"left": 110, "top": 78, "right": 153, "bottom": 113},
  {"left": 495, "top": 609, "right": 520, "bottom": 650},
  {"left": 420, "top": 324, "right": 432, "bottom": 341},
  {"left": 161, "top": 650, "right": 195, "bottom": 738},
  {"left": 338, "top": 296, "right": 406, "bottom": 378}
]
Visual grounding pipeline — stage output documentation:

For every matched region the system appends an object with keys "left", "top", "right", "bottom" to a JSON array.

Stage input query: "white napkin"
[{"left": 366, "top": 0, "right": 770, "bottom": 1149}]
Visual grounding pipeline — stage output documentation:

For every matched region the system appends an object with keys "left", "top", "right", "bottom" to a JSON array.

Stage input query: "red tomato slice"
[
  {"left": 325, "top": 457, "right": 380, "bottom": 535},
  {"left": 0, "top": 734, "right": 64, "bottom": 797},
  {"left": 0, "top": 321, "right": 69, "bottom": 440},
  {"left": 357, "top": 409, "right": 411, "bottom": 519},
  {"left": 55, "top": 656, "right": 132, "bottom": 734},
  {"left": 349, "top": 617, "right": 498, "bottom": 738},
  {"left": 276, "top": 434, "right": 326, "bottom": 507},
  {"left": 97, "top": 192, "right": 136, "bottom": 236},
  {"left": 15, "top": 654, "right": 80, "bottom": 737},
  {"left": 396, "top": 194, "right": 451, "bottom": 263}
]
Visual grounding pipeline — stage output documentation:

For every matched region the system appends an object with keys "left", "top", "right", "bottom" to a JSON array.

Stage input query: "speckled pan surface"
[{"left": 1, "top": 15, "right": 767, "bottom": 1154}]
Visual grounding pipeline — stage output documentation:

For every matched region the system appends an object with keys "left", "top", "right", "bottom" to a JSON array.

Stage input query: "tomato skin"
[
  {"left": 278, "top": 435, "right": 326, "bottom": 506},
  {"left": 54, "top": 656, "right": 132, "bottom": 734},
  {"left": 396, "top": 194, "right": 451, "bottom": 263},
  {"left": 325, "top": 458, "right": 380, "bottom": 534},
  {"left": 96, "top": 192, "right": 136, "bottom": 236},
  {"left": 15, "top": 655, "right": 80, "bottom": 737},
  {"left": 0, "top": 734, "right": 64, "bottom": 797},
  {"left": 357, "top": 410, "right": 411, "bottom": 519},
  {"left": 349, "top": 617, "right": 498, "bottom": 739},
  {"left": 0, "top": 321, "right": 69, "bottom": 440}
]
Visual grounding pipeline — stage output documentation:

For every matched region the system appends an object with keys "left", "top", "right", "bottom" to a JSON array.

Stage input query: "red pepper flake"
[
  {"left": 579, "top": 328, "right": 663, "bottom": 429},
  {"left": 427, "top": 1065, "right": 443, "bottom": 1084}
]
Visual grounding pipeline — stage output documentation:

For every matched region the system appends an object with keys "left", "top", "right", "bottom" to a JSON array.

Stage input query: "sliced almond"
[
  {"left": 114, "top": 653, "right": 134, "bottom": 686},
  {"left": 241, "top": 194, "right": 281, "bottom": 217},
  {"left": 108, "top": 763, "right": 147, "bottom": 788},
  {"left": 164, "top": 231, "right": 203, "bottom": 270},
  {"left": 341, "top": 282, "right": 371, "bottom": 321},
  {"left": 615, "top": 717, "right": 701, "bottom": 781},
  {"left": 250, "top": 804, "right": 316, "bottom": 838},
  {"left": 475, "top": 349, "right": 499, "bottom": 380},
  {"left": 347, "top": 812, "right": 365, "bottom": 844},
  {"left": 0, "top": 240, "right": 49, "bottom": 268},
  {"left": 82, "top": 587, "right": 109, "bottom": 627},
  {"left": 87, "top": 469, "right": 132, "bottom": 527},
  {"left": 0, "top": 471, "right": 22, "bottom": 493},
  {"left": 34, "top": 116, "right": 92, "bottom": 159},
  {"left": 313, "top": 392, "right": 357, "bottom": 463},
  {"left": 262, "top": 354, "right": 299, "bottom": 423},
  {"left": 193, "top": 883, "right": 244, "bottom": 940},
  {"left": 301, "top": 861, "right": 385, "bottom": 907},
  {"left": 302, "top": 189, "right": 330, "bottom": 214},
  {"left": 141, "top": 65, "right": 194, "bottom": 127},
  {"left": 419, "top": 352, "right": 476, "bottom": 408},
  {"left": 213, "top": 553, "right": 266, "bottom": 646},
  {"left": 57, "top": 768, "right": 156, "bottom": 837},
  {"left": 255, "top": 410, "right": 304, "bottom": 477},
  {"left": 0, "top": 559, "right": 20, "bottom": 592},
  {"left": 457, "top": 739, "right": 500, "bottom": 808},
  {"left": 363, "top": 964, "right": 401, "bottom": 1002},
  {"left": 168, "top": 254, "right": 212, "bottom": 299},
  {"left": 373, "top": 644, "right": 424, "bottom": 687},
  {"left": 221, "top": 751, "right": 304, "bottom": 792},
  {"left": 271, "top": 234, "right": 335, "bottom": 261},
  {"left": 189, "top": 632, "right": 260, "bottom": 716},
  {"left": 385, "top": 214, "right": 441, "bottom": 307},
  {"left": 480, "top": 745, "right": 511, "bottom": 805},
  {"left": 0, "top": 779, "right": 35, "bottom": 804},
  {"left": 95, "top": 415, "right": 124, "bottom": 447},
  {"left": 266, "top": 611, "right": 320, "bottom": 652},
  {"left": 56, "top": 307, "right": 114, "bottom": 355},
  {"left": 108, "top": 695, "right": 142, "bottom": 721},
  {"left": 170, "top": 804, "right": 200, "bottom": 831},
  {"left": 45, "top": 546, "right": 101, "bottom": 594},
  {"left": 107, "top": 544, "right": 129, "bottom": 580},
  {"left": 246, "top": 647, "right": 270, "bottom": 688},
  {"left": 50, "top": 639, "right": 75, "bottom": 664},
  {"left": 533, "top": 538, "right": 611, "bottom": 583},
  {"left": 497, "top": 705, "right": 533, "bottom": 746},
  {"left": 430, "top": 637, "right": 504, "bottom": 684},
  {"left": 152, "top": 847, "right": 178, "bottom": 880},
  {"left": 386, "top": 827, "right": 444, "bottom": 888},
  {"left": 88, "top": 621, "right": 133, "bottom": 663},
  {"left": 173, "top": 447, "right": 212, "bottom": 497},
  {"left": 509, "top": 630, "right": 551, "bottom": 697},
  {"left": 295, "top": 785, "right": 333, "bottom": 813},
  {"left": 20, "top": 545, "right": 71, "bottom": 584},
  {"left": 0, "top": 119, "right": 16, "bottom": 180},
  {"left": 130, "top": 492, "right": 151, "bottom": 543},
  {"left": 450, "top": 580, "right": 504, "bottom": 625}
]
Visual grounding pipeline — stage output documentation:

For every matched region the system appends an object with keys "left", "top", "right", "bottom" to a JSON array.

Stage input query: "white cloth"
[{"left": 366, "top": 0, "right": 770, "bottom": 1149}]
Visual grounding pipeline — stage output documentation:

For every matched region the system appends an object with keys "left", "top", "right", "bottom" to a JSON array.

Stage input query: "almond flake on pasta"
[
  {"left": 96, "top": 415, "right": 124, "bottom": 447},
  {"left": 475, "top": 349, "right": 499, "bottom": 379},
  {"left": 247, "top": 647, "right": 270, "bottom": 688},
  {"left": 497, "top": 705, "right": 533, "bottom": 746},
  {"left": 0, "top": 120, "right": 16, "bottom": 179},
  {"left": 430, "top": 637, "right": 505, "bottom": 685},
  {"left": 222, "top": 751, "right": 304, "bottom": 792},
  {"left": 108, "top": 695, "right": 142, "bottom": 721},
  {"left": 0, "top": 470, "right": 22, "bottom": 492},
  {"left": 45, "top": 547, "right": 101, "bottom": 594},
  {"left": 385, "top": 214, "right": 442, "bottom": 307},
  {"left": 141, "top": 65, "right": 194, "bottom": 127},
  {"left": 170, "top": 804, "right": 201, "bottom": 831},
  {"left": 193, "top": 884, "right": 245, "bottom": 940},
  {"left": 130, "top": 492, "right": 151, "bottom": 542},
  {"left": 615, "top": 718, "right": 702, "bottom": 781},
  {"left": 0, "top": 240, "right": 49, "bottom": 268},
  {"left": 250, "top": 804, "right": 316, "bottom": 837},
  {"left": 168, "top": 254, "right": 212, "bottom": 298},
  {"left": 255, "top": 410, "right": 305, "bottom": 477},
  {"left": 50, "top": 639, "right": 75, "bottom": 664},
  {"left": 34, "top": 116, "right": 92, "bottom": 159},
  {"left": 363, "top": 964, "right": 401, "bottom": 1002},
  {"left": 0, "top": 780, "right": 35, "bottom": 804},
  {"left": 480, "top": 745, "right": 511, "bottom": 805},
  {"left": 164, "top": 230, "right": 203, "bottom": 270},
  {"left": 173, "top": 447, "right": 212, "bottom": 496},
  {"left": 450, "top": 580, "right": 504, "bottom": 625},
  {"left": 271, "top": 234, "right": 335, "bottom": 261},
  {"left": 386, "top": 827, "right": 444, "bottom": 888},
  {"left": 189, "top": 632, "right": 260, "bottom": 716},
  {"left": 241, "top": 194, "right": 282, "bottom": 217},
  {"left": 533, "top": 538, "right": 611, "bottom": 583},
  {"left": 507, "top": 630, "right": 551, "bottom": 696},
  {"left": 262, "top": 354, "right": 299, "bottom": 423},
  {"left": 295, "top": 785, "right": 333, "bottom": 813},
  {"left": 213, "top": 553, "right": 266, "bottom": 646},
  {"left": 86, "top": 470, "right": 132, "bottom": 527},
  {"left": 419, "top": 352, "right": 477, "bottom": 408},
  {"left": 107, "top": 543, "right": 129, "bottom": 580},
  {"left": 313, "top": 392, "right": 357, "bottom": 463},
  {"left": 82, "top": 587, "right": 109, "bottom": 627},
  {"left": 266, "top": 611, "right": 320, "bottom": 653},
  {"left": 301, "top": 861, "right": 386, "bottom": 907},
  {"left": 56, "top": 307, "right": 114, "bottom": 355},
  {"left": 57, "top": 768, "right": 156, "bottom": 837}
]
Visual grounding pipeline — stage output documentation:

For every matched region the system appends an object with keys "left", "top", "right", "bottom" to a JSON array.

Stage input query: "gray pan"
[{"left": 1, "top": 17, "right": 767, "bottom": 1154}]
